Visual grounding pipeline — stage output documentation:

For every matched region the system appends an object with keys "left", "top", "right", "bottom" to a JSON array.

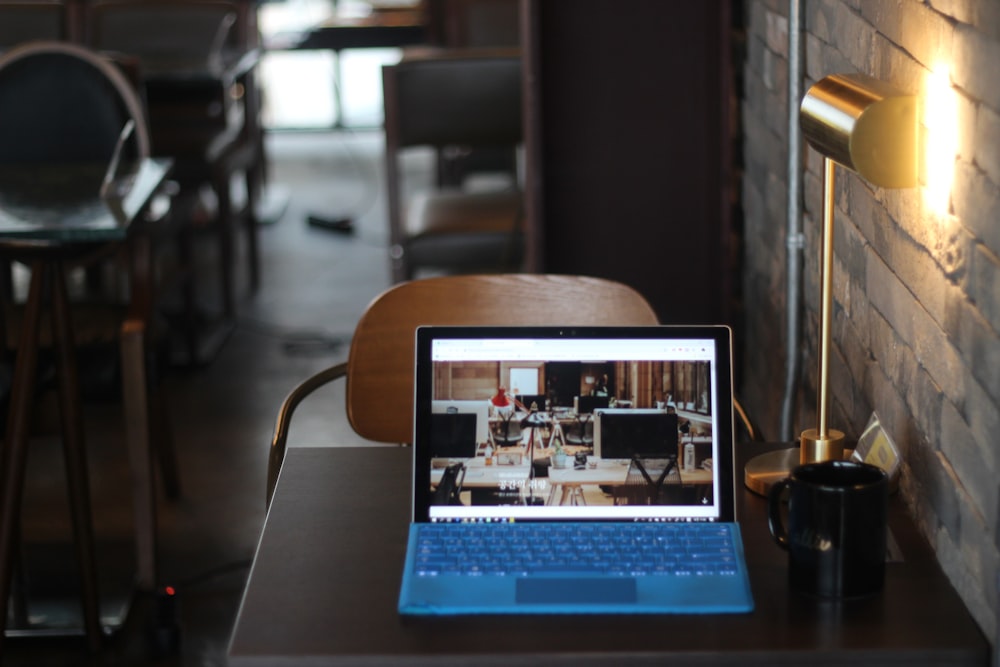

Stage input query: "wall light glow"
[{"left": 924, "top": 66, "right": 958, "bottom": 215}]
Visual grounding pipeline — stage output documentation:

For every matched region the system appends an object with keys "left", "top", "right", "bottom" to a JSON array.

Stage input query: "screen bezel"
[{"left": 411, "top": 325, "right": 737, "bottom": 524}]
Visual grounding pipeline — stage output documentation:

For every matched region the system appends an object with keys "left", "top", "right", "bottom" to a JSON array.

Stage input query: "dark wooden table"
[{"left": 228, "top": 444, "right": 990, "bottom": 666}]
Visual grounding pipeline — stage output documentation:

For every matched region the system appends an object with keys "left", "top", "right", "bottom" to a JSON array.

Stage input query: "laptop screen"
[{"left": 412, "top": 326, "right": 736, "bottom": 524}]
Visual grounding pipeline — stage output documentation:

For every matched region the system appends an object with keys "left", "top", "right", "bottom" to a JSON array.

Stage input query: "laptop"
[{"left": 398, "top": 325, "right": 754, "bottom": 615}]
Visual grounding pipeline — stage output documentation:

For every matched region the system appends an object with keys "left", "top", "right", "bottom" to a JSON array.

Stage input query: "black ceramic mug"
[{"left": 768, "top": 460, "right": 889, "bottom": 598}]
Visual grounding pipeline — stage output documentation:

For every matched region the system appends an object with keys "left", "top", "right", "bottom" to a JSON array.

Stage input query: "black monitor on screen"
[
  {"left": 429, "top": 413, "right": 479, "bottom": 459},
  {"left": 595, "top": 411, "right": 678, "bottom": 459},
  {"left": 576, "top": 395, "right": 610, "bottom": 414}
]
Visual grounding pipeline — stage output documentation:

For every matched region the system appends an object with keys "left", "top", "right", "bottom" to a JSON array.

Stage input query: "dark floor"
[{"left": 3, "top": 128, "right": 405, "bottom": 666}]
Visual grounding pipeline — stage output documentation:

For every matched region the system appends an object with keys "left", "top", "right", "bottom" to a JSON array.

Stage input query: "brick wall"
[{"left": 742, "top": 0, "right": 1000, "bottom": 644}]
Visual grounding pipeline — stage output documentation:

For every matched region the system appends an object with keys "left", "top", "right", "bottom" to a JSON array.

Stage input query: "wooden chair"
[
  {"left": 382, "top": 49, "right": 523, "bottom": 283},
  {"left": 267, "top": 274, "right": 659, "bottom": 506}
]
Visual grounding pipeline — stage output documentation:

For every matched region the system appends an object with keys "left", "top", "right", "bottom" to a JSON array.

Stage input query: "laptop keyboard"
[{"left": 413, "top": 522, "right": 742, "bottom": 578}]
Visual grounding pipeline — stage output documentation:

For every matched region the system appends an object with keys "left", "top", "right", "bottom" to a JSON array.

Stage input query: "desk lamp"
[{"left": 745, "top": 73, "right": 917, "bottom": 495}]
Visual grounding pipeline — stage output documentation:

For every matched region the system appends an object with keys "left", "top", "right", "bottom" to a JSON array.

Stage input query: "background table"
[{"left": 228, "top": 445, "right": 990, "bottom": 666}]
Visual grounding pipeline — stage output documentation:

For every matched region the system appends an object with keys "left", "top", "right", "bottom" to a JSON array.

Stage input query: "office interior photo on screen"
[{"left": 426, "top": 348, "right": 721, "bottom": 520}]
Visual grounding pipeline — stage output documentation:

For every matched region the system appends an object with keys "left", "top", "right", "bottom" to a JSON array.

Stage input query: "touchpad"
[{"left": 516, "top": 578, "right": 637, "bottom": 604}]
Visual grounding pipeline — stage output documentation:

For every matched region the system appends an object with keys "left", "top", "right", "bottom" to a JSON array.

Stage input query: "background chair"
[
  {"left": 267, "top": 273, "right": 659, "bottom": 506},
  {"left": 87, "top": 0, "right": 266, "bottom": 362},
  {"left": 382, "top": 49, "right": 523, "bottom": 283},
  {"left": 0, "top": 40, "right": 176, "bottom": 651}
]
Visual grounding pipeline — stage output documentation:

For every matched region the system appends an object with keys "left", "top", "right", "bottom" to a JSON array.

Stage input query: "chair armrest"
[
  {"left": 267, "top": 362, "right": 348, "bottom": 507},
  {"left": 734, "top": 396, "right": 764, "bottom": 443}
]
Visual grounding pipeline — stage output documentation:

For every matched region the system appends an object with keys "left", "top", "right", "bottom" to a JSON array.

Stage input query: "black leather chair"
[{"left": 382, "top": 49, "right": 523, "bottom": 283}]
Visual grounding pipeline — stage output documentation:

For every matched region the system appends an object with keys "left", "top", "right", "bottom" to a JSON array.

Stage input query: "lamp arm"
[{"left": 818, "top": 157, "right": 836, "bottom": 439}]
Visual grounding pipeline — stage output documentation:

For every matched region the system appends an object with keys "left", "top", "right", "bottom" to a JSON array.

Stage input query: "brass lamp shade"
[{"left": 800, "top": 73, "right": 917, "bottom": 188}]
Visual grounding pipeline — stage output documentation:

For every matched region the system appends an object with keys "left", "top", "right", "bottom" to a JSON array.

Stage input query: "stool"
[{"left": 0, "top": 253, "right": 102, "bottom": 652}]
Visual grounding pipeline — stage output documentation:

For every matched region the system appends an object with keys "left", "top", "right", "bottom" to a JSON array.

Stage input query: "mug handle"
[{"left": 767, "top": 478, "right": 791, "bottom": 550}]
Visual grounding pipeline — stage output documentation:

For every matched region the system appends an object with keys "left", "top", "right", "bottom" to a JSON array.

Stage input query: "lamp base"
[
  {"left": 744, "top": 428, "right": 847, "bottom": 497},
  {"left": 800, "top": 427, "right": 846, "bottom": 463},
  {"left": 744, "top": 448, "right": 801, "bottom": 497}
]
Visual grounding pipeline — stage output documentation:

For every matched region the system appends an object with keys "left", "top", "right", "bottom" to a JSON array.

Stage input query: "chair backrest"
[
  {"left": 344, "top": 274, "right": 659, "bottom": 445},
  {"left": 0, "top": 40, "right": 149, "bottom": 164},
  {"left": 491, "top": 412, "right": 523, "bottom": 445},
  {"left": 86, "top": 0, "right": 239, "bottom": 71},
  {"left": 382, "top": 49, "right": 522, "bottom": 151}
]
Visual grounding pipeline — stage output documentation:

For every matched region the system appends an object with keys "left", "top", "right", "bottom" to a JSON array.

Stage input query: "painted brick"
[
  {"left": 898, "top": 0, "right": 956, "bottom": 68},
  {"left": 869, "top": 306, "right": 920, "bottom": 400},
  {"left": 976, "top": 106, "right": 1000, "bottom": 189},
  {"left": 927, "top": 0, "right": 973, "bottom": 26},
  {"left": 764, "top": 6, "right": 789, "bottom": 58},
  {"left": 954, "top": 91, "right": 978, "bottom": 167},
  {"left": 762, "top": 45, "right": 788, "bottom": 94},
  {"left": 862, "top": 353, "right": 918, "bottom": 461},
  {"left": 804, "top": 33, "right": 826, "bottom": 83},
  {"left": 939, "top": 397, "right": 997, "bottom": 526},
  {"left": 936, "top": 516, "right": 996, "bottom": 639},
  {"left": 967, "top": 245, "right": 1000, "bottom": 336},
  {"left": 952, "top": 23, "right": 1000, "bottom": 112},
  {"left": 837, "top": 208, "right": 868, "bottom": 293},
  {"left": 952, "top": 160, "right": 1000, "bottom": 258},
  {"left": 929, "top": 0, "right": 1000, "bottom": 40},
  {"left": 964, "top": 378, "right": 1000, "bottom": 478},
  {"left": 880, "top": 224, "right": 953, "bottom": 329},
  {"left": 806, "top": 0, "right": 839, "bottom": 43},
  {"left": 866, "top": 248, "right": 967, "bottom": 412},
  {"left": 878, "top": 188, "right": 968, "bottom": 279},
  {"left": 746, "top": 31, "right": 767, "bottom": 81},
  {"left": 860, "top": 0, "right": 904, "bottom": 44},
  {"left": 911, "top": 444, "right": 963, "bottom": 543}
]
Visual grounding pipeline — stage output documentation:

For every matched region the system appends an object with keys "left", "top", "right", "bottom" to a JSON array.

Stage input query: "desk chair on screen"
[
  {"left": 267, "top": 274, "right": 660, "bottom": 507},
  {"left": 614, "top": 457, "right": 687, "bottom": 506},
  {"left": 564, "top": 413, "right": 594, "bottom": 448},
  {"left": 490, "top": 412, "right": 523, "bottom": 447},
  {"left": 382, "top": 49, "right": 523, "bottom": 283},
  {"left": 0, "top": 40, "right": 178, "bottom": 651}
]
